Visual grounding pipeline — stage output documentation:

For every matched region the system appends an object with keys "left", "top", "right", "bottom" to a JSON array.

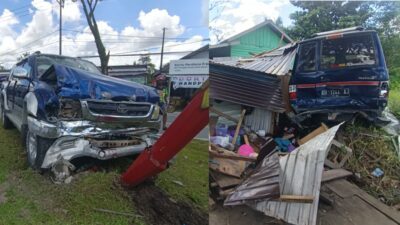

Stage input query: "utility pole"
[
  {"left": 57, "top": 0, "right": 65, "bottom": 55},
  {"left": 159, "top": 27, "right": 166, "bottom": 71}
]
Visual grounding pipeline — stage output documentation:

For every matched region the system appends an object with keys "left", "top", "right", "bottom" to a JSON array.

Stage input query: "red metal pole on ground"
[{"left": 121, "top": 85, "right": 209, "bottom": 187}]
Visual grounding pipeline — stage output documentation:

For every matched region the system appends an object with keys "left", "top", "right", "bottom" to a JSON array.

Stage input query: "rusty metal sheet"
[
  {"left": 210, "top": 63, "right": 285, "bottom": 112},
  {"left": 224, "top": 152, "right": 280, "bottom": 206}
]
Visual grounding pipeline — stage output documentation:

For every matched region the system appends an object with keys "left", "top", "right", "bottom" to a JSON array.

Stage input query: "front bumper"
[{"left": 27, "top": 116, "right": 159, "bottom": 168}]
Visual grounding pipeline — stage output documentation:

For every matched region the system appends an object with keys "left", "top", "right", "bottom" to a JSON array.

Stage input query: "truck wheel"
[
  {"left": 26, "top": 130, "right": 54, "bottom": 170},
  {"left": 0, "top": 101, "right": 13, "bottom": 129}
]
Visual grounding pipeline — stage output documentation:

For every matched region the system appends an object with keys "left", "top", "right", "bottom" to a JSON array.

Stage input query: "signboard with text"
[
  {"left": 171, "top": 75, "right": 208, "bottom": 89},
  {"left": 169, "top": 59, "right": 209, "bottom": 75}
]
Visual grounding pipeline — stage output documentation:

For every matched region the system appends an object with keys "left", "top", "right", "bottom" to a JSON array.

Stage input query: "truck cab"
[
  {"left": 0, "top": 53, "right": 161, "bottom": 170},
  {"left": 289, "top": 27, "right": 389, "bottom": 122}
]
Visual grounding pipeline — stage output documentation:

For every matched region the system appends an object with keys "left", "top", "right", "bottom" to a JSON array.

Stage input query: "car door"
[
  {"left": 5, "top": 66, "right": 17, "bottom": 111},
  {"left": 14, "top": 60, "right": 32, "bottom": 120},
  {"left": 290, "top": 41, "right": 320, "bottom": 111}
]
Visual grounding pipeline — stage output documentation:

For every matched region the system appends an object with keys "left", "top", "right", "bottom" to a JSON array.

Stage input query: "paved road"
[{"left": 165, "top": 111, "right": 209, "bottom": 141}]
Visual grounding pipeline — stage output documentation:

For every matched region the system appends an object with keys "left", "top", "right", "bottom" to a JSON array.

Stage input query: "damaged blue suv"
[
  {"left": 0, "top": 53, "right": 161, "bottom": 170},
  {"left": 289, "top": 27, "right": 389, "bottom": 123}
]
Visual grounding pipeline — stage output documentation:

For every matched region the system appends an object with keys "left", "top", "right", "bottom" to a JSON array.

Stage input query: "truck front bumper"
[{"left": 27, "top": 116, "right": 159, "bottom": 169}]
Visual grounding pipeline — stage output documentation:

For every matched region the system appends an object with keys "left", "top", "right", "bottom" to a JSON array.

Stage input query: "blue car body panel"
[{"left": 40, "top": 64, "right": 159, "bottom": 103}]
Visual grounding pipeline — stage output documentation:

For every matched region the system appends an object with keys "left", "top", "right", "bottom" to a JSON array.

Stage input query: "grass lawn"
[
  {"left": 0, "top": 127, "right": 208, "bottom": 224},
  {"left": 156, "top": 139, "right": 209, "bottom": 211},
  {"left": 389, "top": 88, "right": 400, "bottom": 118}
]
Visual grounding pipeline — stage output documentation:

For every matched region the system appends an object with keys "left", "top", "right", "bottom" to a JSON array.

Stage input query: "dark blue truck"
[
  {"left": 289, "top": 27, "right": 389, "bottom": 123},
  {"left": 0, "top": 53, "right": 161, "bottom": 170}
]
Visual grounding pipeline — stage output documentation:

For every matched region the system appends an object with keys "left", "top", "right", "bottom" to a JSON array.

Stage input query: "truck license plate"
[{"left": 321, "top": 88, "right": 350, "bottom": 97}]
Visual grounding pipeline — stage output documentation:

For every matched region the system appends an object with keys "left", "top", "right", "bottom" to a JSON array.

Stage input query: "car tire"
[
  {"left": 1, "top": 100, "right": 13, "bottom": 129},
  {"left": 26, "top": 130, "right": 54, "bottom": 170}
]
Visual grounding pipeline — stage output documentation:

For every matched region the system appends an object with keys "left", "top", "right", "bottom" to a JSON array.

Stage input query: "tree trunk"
[{"left": 80, "top": 0, "right": 109, "bottom": 74}]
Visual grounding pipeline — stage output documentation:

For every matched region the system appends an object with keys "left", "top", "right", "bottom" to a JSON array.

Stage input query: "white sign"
[
  {"left": 171, "top": 75, "right": 208, "bottom": 89},
  {"left": 169, "top": 59, "right": 209, "bottom": 75}
]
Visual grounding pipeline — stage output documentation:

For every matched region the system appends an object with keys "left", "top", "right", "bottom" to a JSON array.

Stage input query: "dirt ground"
[
  {"left": 209, "top": 204, "right": 285, "bottom": 225},
  {"left": 127, "top": 181, "right": 208, "bottom": 225}
]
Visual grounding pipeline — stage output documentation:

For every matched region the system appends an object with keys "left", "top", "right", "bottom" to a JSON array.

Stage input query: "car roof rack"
[{"left": 311, "top": 26, "right": 364, "bottom": 37}]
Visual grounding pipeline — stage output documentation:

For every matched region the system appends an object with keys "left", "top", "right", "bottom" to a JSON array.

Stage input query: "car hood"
[{"left": 40, "top": 64, "right": 159, "bottom": 104}]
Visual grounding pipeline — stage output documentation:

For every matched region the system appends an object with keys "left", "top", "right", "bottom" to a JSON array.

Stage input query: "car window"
[
  {"left": 22, "top": 61, "right": 32, "bottom": 77},
  {"left": 321, "top": 34, "right": 376, "bottom": 70},
  {"left": 297, "top": 42, "right": 317, "bottom": 72},
  {"left": 36, "top": 55, "right": 101, "bottom": 77},
  {"left": 10, "top": 60, "right": 30, "bottom": 78}
]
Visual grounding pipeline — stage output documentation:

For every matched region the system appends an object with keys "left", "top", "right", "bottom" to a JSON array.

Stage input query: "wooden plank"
[
  {"left": 298, "top": 123, "right": 329, "bottom": 145},
  {"left": 278, "top": 195, "right": 314, "bottom": 203},
  {"left": 209, "top": 107, "right": 239, "bottom": 123},
  {"left": 326, "top": 179, "right": 400, "bottom": 223},
  {"left": 322, "top": 169, "right": 352, "bottom": 183},
  {"left": 210, "top": 171, "right": 242, "bottom": 189},
  {"left": 209, "top": 150, "right": 256, "bottom": 162},
  {"left": 317, "top": 194, "right": 398, "bottom": 225},
  {"left": 232, "top": 109, "right": 246, "bottom": 145},
  {"left": 209, "top": 157, "right": 246, "bottom": 178}
]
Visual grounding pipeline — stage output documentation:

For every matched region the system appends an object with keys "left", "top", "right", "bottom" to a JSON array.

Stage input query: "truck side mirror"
[{"left": 13, "top": 67, "right": 29, "bottom": 79}]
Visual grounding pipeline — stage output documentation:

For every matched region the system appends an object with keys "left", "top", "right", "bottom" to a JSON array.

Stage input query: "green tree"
[
  {"left": 137, "top": 54, "right": 156, "bottom": 84},
  {"left": 286, "top": 1, "right": 399, "bottom": 40}
]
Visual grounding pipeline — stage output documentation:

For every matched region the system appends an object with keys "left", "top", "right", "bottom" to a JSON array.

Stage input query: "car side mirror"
[{"left": 13, "top": 67, "right": 29, "bottom": 79}]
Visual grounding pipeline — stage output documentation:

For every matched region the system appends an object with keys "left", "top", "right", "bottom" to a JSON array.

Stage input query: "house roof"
[
  {"left": 217, "top": 20, "right": 294, "bottom": 46},
  {"left": 211, "top": 42, "right": 297, "bottom": 76},
  {"left": 180, "top": 44, "right": 209, "bottom": 59}
]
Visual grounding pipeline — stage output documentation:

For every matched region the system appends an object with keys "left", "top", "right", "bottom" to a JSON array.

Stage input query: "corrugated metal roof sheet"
[
  {"left": 210, "top": 63, "right": 286, "bottom": 113},
  {"left": 245, "top": 108, "right": 274, "bottom": 134},
  {"left": 212, "top": 43, "right": 297, "bottom": 77},
  {"left": 224, "top": 152, "right": 280, "bottom": 206},
  {"left": 248, "top": 124, "right": 342, "bottom": 225}
]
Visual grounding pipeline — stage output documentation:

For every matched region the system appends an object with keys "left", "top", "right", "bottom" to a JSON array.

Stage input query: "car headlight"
[{"left": 151, "top": 105, "right": 160, "bottom": 120}]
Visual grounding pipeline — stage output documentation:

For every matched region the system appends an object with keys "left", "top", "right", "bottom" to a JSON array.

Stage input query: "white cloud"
[
  {"left": 209, "top": 0, "right": 290, "bottom": 44},
  {"left": 52, "top": 0, "right": 82, "bottom": 22},
  {"left": 0, "top": 2, "right": 206, "bottom": 69}
]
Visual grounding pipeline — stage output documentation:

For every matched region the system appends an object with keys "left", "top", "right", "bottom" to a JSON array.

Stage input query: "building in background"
[
  {"left": 167, "top": 45, "right": 209, "bottom": 111},
  {"left": 107, "top": 65, "right": 148, "bottom": 85},
  {"left": 210, "top": 20, "right": 293, "bottom": 59}
]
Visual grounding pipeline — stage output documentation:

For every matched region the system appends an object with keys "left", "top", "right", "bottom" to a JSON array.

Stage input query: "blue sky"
[
  {"left": 0, "top": 0, "right": 208, "bottom": 68},
  {"left": 209, "top": 0, "right": 298, "bottom": 43},
  {"left": 0, "top": 0, "right": 299, "bottom": 68}
]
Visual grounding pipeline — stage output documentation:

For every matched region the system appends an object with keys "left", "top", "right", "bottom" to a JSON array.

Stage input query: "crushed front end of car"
[{"left": 28, "top": 64, "right": 161, "bottom": 169}]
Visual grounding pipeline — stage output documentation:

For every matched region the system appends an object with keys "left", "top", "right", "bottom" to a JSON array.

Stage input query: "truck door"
[
  {"left": 5, "top": 67, "right": 17, "bottom": 110},
  {"left": 290, "top": 41, "right": 320, "bottom": 111},
  {"left": 14, "top": 60, "right": 32, "bottom": 120}
]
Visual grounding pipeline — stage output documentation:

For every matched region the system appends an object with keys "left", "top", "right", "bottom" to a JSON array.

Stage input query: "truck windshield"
[
  {"left": 36, "top": 55, "right": 101, "bottom": 77},
  {"left": 321, "top": 34, "right": 376, "bottom": 70}
]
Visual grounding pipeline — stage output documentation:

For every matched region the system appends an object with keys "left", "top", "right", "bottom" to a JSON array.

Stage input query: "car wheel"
[
  {"left": 26, "top": 130, "right": 54, "bottom": 170},
  {"left": 0, "top": 101, "right": 13, "bottom": 129}
]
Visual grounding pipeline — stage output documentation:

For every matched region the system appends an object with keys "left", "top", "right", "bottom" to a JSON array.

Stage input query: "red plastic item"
[{"left": 121, "top": 87, "right": 209, "bottom": 187}]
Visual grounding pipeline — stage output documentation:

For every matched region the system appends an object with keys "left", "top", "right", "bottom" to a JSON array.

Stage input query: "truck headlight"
[{"left": 151, "top": 105, "right": 160, "bottom": 120}]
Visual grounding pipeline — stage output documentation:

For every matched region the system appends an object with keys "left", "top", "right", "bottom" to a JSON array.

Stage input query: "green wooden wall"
[{"left": 230, "top": 26, "right": 288, "bottom": 57}]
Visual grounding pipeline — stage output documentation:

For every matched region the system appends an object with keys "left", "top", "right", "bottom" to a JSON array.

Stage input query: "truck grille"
[{"left": 86, "top": 101, "right": 151, "bottom": 117}]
